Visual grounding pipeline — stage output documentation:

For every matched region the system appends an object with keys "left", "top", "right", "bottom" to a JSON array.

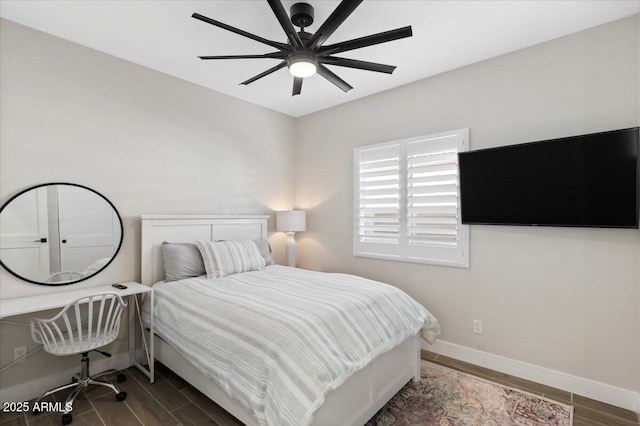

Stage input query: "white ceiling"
[{"left": 1, "top": 1, "right": 638, "bottom": 117}]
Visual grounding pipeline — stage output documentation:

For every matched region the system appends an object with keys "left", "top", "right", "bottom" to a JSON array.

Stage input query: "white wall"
[
  {"left": 0, "top": 19, "right": 296, "bottom": 390},
  {"left": 295, "top": 14, "right": 640, "bottom": 397}
]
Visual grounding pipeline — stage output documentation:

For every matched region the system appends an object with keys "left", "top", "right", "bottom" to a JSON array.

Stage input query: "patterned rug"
[{"left": 366, "top": 361, "right": 573, "bottom": 426}]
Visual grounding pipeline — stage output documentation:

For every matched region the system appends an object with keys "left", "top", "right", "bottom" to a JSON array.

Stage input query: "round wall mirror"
[{"left": 0, "top": 183, "right": 123, "bottom": 285}]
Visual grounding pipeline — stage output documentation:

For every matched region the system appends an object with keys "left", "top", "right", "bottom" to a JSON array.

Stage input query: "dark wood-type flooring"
[{"left": 1, "top": 352, "right": 637, "bottom": 426}]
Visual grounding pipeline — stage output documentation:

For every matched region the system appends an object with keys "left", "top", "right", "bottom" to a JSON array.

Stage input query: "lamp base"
[{"left": 284, "top": 232, "right": 297, "bottom": 267}]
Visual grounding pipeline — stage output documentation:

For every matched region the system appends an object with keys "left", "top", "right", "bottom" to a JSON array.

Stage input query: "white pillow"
[{"left": 196, "top": 240, "right": 265, "bottom": 279}]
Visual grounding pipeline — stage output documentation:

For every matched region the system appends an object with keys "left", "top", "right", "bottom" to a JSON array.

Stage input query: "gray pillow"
[
  {"left": 161, "top": 242, "right": 206, "bottom": 282},
  {"left": 253, "top": 239, "right": 275, "bottom": 266}
]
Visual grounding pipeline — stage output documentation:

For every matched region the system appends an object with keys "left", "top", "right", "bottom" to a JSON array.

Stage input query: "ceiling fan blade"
[
  {"left": 316, "top": 64, "right": 353, "bottom": 92},
  {"left": 318, "top": 26, "right": 412, "bottom": 56},
  {"left": 198, "top": 52, "right": 287, "bottom": 60},
  {"left": 292, "top": 77, "right": 303, "bottom": 96},
  {"left": 266, "top": 0, "right": 304, "bottom": 49},
  {"left": 307, "top": 0, "right": 364, "bottom": 50},
  {"left": 320, "top": 56, "right": 396, "bottom": 74},
  {"left": 240, "top": 61, "right": 287, "bottom": 85},
  {"left": 192, "top": 13, "right": 290, "bottom": 52}
]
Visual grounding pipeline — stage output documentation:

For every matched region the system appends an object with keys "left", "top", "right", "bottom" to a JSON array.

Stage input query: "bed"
[{"left": 140, "top": 215, "right": 440, "bottom": 426}]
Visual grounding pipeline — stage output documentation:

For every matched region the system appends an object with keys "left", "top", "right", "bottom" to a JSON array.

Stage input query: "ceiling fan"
[{"left": 192, "top": 0, "right": 412, "bottom": 96}]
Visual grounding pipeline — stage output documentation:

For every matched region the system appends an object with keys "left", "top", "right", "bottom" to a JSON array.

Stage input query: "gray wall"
[
  {"left": 0, "top": 19, "right": 296, "bottom": 388},
  {"left": 295, "top": 15, "right": 640, "bottom": 392}
]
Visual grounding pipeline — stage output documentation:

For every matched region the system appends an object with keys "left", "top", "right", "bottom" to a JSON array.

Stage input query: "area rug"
[{"left": 366, "top": 361, "right": 573, "bottom": 426}]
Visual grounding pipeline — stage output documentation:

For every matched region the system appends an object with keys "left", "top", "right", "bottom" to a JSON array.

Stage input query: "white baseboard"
[
  {"left": 0, "top": 352, "right": 130, "bottom": 404},
  {"left": 425, "top": 339, "right": 640, "bottom": 413}
]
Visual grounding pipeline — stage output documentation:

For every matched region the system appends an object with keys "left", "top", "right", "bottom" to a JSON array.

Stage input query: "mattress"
[{"left": 142, "top": 265, "right": 440, "bottom": 426}]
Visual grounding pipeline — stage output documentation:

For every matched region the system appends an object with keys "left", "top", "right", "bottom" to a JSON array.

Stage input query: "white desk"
[{"left": 0, "top": 282, "right": 154, "bottom": 383}]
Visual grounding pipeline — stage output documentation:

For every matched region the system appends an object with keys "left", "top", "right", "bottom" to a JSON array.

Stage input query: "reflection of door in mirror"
[
  {"left": 0, "top": 187, "right": 50, "bottom": 282},
  {"left": 57, "top": 185, "right": 121, "bottom": 274},
  {"left": 0, "top": 183, "right": 123, "bottom": 285}
]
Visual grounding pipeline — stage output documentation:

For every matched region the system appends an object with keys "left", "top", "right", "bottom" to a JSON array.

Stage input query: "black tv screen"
[{"left": 458, "top": 127, "right": 639, "bottom": 228}]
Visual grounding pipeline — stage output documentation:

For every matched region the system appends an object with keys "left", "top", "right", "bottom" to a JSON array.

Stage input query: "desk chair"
[
  {"left": 30, "top": 292, "right": 128, "bottom": 425},
  {"left": 45, "top": 272, "right": 85, "bottom": 283}
]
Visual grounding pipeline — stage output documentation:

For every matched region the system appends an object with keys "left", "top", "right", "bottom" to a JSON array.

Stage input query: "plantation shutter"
[
  {"left": 354, "top": 143, "right": 402, "bottom": 258},
  {"left": 406, "top": 129, "right": 468, "bottom": 265},
  {"left": 354, "top": 128, "right": 468, "bottom": 268}
]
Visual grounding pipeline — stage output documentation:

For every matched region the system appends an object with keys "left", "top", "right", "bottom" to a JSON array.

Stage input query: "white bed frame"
[{"left": 141, "top": 215, "right": 421, "bottom": 426}]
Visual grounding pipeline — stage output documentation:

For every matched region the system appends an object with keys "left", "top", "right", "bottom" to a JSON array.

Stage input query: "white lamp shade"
[{"left": 276, "top": 210, "right": 306, "bottom": 232}]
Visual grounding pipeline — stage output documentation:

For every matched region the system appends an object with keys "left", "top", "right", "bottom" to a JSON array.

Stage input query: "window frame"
[{"left": 353, "top": 129, "right": 470, "bottom": 268}]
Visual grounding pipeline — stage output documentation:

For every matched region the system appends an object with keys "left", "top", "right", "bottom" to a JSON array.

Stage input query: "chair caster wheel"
[
  {"left": 61, "top": 413, "right": 72, "bottom": 425},
  {"left": 116, "top": 391, "right": 127, "bottom": 401},
  {"left": 117, "top": 373, "right": 126, "bottom": 383},
  {"left": 71, "top": 376, "right": 78, "bottom": 383}
]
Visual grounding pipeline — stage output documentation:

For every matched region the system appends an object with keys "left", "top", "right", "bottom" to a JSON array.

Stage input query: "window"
[{"left": 353, "top": 128, "right": 469, "bottom": 268}]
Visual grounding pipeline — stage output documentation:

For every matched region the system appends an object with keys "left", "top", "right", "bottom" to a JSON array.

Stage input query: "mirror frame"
[{"left": 0, "top": 182, "right": 124, "bottom": 286}]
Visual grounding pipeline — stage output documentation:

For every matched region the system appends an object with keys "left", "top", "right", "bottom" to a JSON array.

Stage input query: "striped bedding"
[{"left": 143, "top": 265, "right": 440, "bottom": 426}]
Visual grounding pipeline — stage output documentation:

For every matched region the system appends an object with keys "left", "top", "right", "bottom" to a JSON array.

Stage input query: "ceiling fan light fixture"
[
  {"left": 193, "top": 0, "right": 413, "bottom": 96},
  {"left": 288, "top": 54, "right": 317, "bottom": 78}
]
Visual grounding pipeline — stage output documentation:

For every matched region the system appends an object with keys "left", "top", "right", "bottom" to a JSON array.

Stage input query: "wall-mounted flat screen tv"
[{"left": 458, "top": 127, "right": 639, "bottom": 228}]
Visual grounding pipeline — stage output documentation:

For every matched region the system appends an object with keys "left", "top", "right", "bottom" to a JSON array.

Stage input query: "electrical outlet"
[
  {"left": 473, "top": 320, "right": 482, "bottom": 334},
  {"left": 14, "top": 346, "right": 27, "bottom": 363}
]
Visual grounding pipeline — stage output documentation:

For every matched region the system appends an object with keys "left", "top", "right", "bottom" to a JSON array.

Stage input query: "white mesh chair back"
[
  {"left": 30, "top": 292, "right": 127, "bottom": 356},
  {"left": 46, "top": 271, "right": 85, "bottom": 283}
]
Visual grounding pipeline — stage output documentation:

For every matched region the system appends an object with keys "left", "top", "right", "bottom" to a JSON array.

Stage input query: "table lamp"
[{"left": 276, "top": 210, "right": 306, "bottom": 267}]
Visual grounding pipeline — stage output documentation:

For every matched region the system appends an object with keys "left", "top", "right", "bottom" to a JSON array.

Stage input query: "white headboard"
[{"left": 140, "top": 215, "right": 269, "bottom": 285}]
